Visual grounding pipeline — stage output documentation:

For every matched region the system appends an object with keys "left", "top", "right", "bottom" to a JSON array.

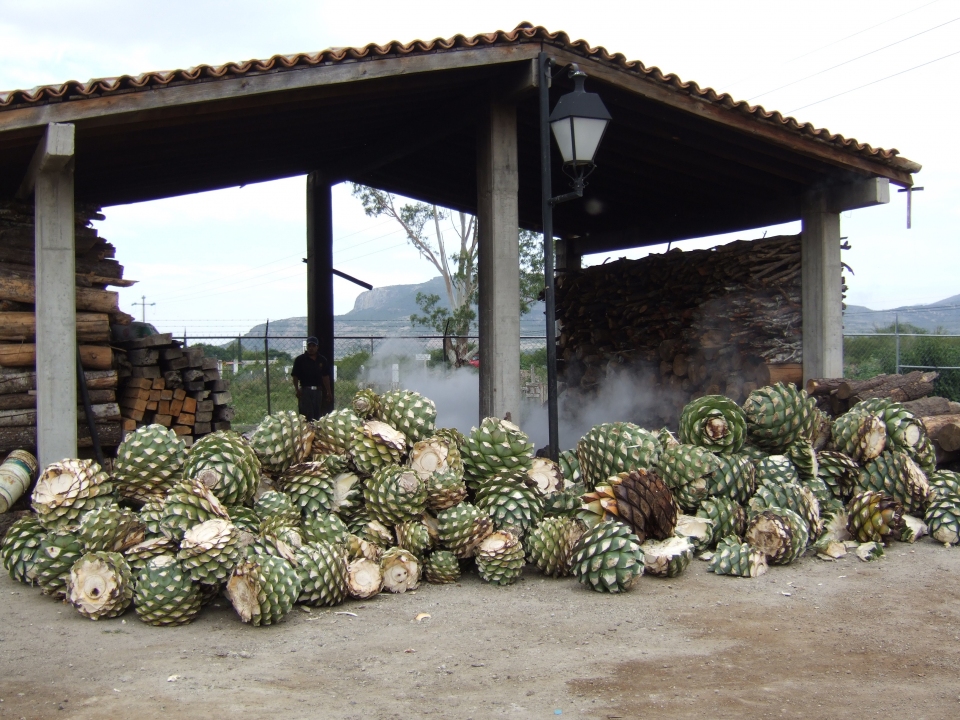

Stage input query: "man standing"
[{"left": 291, "top": 336, "right": 332, "bottom": 421}]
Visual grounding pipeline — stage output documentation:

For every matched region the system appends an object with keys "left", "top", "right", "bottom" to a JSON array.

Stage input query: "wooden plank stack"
[
  {"left": 0, "top": 200, "right": 134, "bottom": 454},
  {"left": 0, "top": 369, "right": 122, "bottom": 453},
  {"left": 556, "top": 235, "right": 807, "bottom": 419},
  {"left": 114, "top": 332, "right": 234, "bottom": 446}
]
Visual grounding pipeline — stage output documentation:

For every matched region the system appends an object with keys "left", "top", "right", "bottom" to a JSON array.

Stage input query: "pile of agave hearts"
[{"left": 2, "top": 383, "right": 959, "bottom": 627}]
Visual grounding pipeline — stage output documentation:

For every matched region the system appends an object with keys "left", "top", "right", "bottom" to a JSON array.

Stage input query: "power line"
[
  {"left": 332, "top": 226, "right": 406, "bottom": 256},
  {"left": 138, "top": 223, "right": 399, "bottom": 304},
  {"left": 156, "top": 260, "right": 305, "bottom": 304},
  {"left": 719, "top": 0, "right": 942, "bottom": 89},
  {"left": 788, "top": 0, "right": 942, "bottom": 62},
  {"left": 335, "top": 240, "right": 411, "bottom": 265},
  {"left": 788, "top": 48, "right": 960, "bottom": 112},
  {"left": 161, "top": 229, "right": 408, "bottom": 303},
  {"left": 749, "top": 14, "right": 960, "bottom": 101}
]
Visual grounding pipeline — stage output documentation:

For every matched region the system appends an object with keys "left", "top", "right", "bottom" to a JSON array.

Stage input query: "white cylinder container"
[{"left": 0, "top": 449, "right": 38, "bottom": 513}]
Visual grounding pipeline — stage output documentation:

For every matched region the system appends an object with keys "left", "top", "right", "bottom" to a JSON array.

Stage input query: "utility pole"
[{"left": 132, "top": 295, "right": 155, "bottom": 323}]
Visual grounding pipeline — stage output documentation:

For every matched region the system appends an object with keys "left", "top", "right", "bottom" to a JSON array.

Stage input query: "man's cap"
[{"left": 306, "top": 336, "right": 319, "bottom": 346}]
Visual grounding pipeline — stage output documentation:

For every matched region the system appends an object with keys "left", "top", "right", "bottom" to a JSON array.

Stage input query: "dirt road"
[{"left": 1, "top": 540, "right": 958, "bottom": 720}]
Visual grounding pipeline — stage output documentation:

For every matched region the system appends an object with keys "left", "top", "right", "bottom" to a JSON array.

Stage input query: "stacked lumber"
[
  {"left": 114, "top": 332, "right": 234, "bottom": 446},
  {"left": 556, "top": 235, "right": 806, "bottom": 418},
  {"left": 0, "top": 369, "right": 122, "bottom": 453},
  {"left": 0, "top": 200, "right": 135, "bottom": 453}
]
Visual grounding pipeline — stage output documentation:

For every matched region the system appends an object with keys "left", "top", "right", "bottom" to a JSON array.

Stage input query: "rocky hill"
[
  {"left": 844, "top": 294, "right": 960, "bottom": 334},
  {"left": 240, "top": 276, "right": 546, "bottom": 342}
]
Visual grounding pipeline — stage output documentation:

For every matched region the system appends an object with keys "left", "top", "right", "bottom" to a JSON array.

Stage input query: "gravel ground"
[{"left": 1, "top": 540, "right": 958, "bottom": 720}]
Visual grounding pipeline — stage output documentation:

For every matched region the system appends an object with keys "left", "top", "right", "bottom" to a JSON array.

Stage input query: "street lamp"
[
  {"left": 539, "top": 55, "right": 611, "bottom": 461},
  {"left": 549, "top": 68, "right": 611, "bottom": 187}
]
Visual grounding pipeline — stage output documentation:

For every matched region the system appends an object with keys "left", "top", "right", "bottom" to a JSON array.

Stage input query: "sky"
[{"left": 1, "top": 0, "right": 957, "bottom": 338}]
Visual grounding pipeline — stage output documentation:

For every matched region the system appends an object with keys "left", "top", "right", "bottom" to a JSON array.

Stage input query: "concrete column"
[
  {"left": 476, "top": 98, "right": 521, "bottom": 421},
  {"left": 30, "top": 124, "right": 78, "bottom": 465},
  {"left": 801, "top": 190, "right": 843, "bottom": 383},
  {"left": 306, "top": 171, "right": 335, "bottom": 414}
]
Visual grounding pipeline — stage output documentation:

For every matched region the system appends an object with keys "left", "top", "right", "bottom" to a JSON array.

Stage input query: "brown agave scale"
[{"left": 612, "top": 469, "right": 678, "bottom": 543}]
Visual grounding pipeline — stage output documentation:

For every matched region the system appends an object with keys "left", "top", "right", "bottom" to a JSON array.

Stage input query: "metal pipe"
[
  {"left": 895, "top": 313, "right": 901, "bottom": 374},
  {"left": 264, "top": 319, "right": 272, "bottom": 416},
  {"left": 539, "top": 51, "right": 559, "bottom": 462}
]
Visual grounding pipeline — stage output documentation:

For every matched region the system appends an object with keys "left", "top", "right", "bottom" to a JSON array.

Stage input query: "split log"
[
  {"left": 0, "top": 389, "right": 114, "bottom": 411},
  {"left": 921, "top": 415, "right": 960, "bottom": 453},
  {"left": 805, "top": 378, "right": 846, "bottom": 397},
  {"left": 0, "top": 267, "right": 120, "bottom": 313},
  {"left": 0, "top": 344, "right": 112, "bottom": 370},
  {"left": 0, "top": 369, "right": 116, "bottom": 394},
  {"left": 0, "top": 312, "right": 111, "bottom": 342},
  {"left": 853, "top": 371, "right": 938, "bottom": 404},
  {"left": 0, "top": 402, "right": 120, "bottom": 428},
  {"left": 0, "top": 421, "right": 122, "bottom": 453},
  {"left": 837, "top": 375, "right": 893, "bottom": 400},
  {"left": 903, "top": 396, "right": 960, "bottom": 417},
  {"left": 767, "top": 363, "right": 803, "bottom": 387}
]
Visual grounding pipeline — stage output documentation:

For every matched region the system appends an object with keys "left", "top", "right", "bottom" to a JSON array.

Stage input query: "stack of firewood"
[
  {"left": 0, "top": 200, "right": 134, "bottom": 454},
  {"left": 806, "top": 371, "right": 941, "bottom": 416},
  {"left": 556, "top": 235, "right": 805, "bottom": 415},
  {"left": 115, "top": 333, "right": 233, "bottom": 446},
  {"left": 807, "top": 370, "right": 960, "bottom": 467}
]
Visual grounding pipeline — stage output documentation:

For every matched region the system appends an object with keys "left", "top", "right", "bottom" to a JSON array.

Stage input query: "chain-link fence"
[
  {"left": 844, "top": 307, "right": 960, "bottom": 401},
  {"left": 182, "top": 335, "right": 547, "bottom": 430}
]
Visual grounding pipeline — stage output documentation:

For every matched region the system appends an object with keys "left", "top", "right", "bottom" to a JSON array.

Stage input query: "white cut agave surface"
[
  {"left": 527, "top": 458, "right": 564, "bottom": 495},
  {"left": 640, "top": 536, "right": 693, "bottom": 577},
  {"left": 674, "top": 514, "right": 715, "bottom": 551},
  {"left": 347, "top": 558, "right": 383, "bottom": 599},
  {"left": 380, "top": 548, "right": 420, "bottom": 593},
  {"left": 900, "top": 515, "right": 928, "bottom": 543}
]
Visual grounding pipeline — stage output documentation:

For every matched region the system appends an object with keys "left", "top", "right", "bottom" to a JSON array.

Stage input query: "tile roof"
[{"left": 0, "top": 23, "right": 918, "bottom": 173}]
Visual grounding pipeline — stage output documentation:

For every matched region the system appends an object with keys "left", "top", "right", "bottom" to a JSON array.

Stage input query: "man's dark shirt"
[{"left": 291, "top": 353, "right": 331, "bottom": 387}]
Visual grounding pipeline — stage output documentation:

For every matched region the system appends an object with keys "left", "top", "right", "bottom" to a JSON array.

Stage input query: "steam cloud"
[{"left": 356, "top": 340, "right": 672, "bottom": 451}]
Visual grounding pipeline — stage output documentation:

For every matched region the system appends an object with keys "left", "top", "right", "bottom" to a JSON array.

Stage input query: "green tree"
[
  {"left": 351, "top": 185, "right": 478, "bottom": 342},
  {"left": 519, "top": 229, "right": 545, "bottom": 314},
  {"left": 351, "top": 186, "right": 547, "bottom": 363}
]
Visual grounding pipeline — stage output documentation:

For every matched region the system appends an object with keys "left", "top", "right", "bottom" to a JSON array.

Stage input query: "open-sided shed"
[{"left": 0, "top": 23, "right": 919, "bottom": 464}]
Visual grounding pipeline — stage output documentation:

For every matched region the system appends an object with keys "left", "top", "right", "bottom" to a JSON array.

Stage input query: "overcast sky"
[{"left": 1, "top": 0, "right": 956, "bottom": 337}]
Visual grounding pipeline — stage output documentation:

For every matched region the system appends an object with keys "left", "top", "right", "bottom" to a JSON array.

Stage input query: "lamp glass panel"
[
  {"left": 550, "top": 117, "right": 575, "bottom": 163},
  {"left": 570, "top": 117, "right": 608, "bottom": 164}
]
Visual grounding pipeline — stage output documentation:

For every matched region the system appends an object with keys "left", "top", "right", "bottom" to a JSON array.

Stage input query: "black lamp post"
[{"left": 539, "top": 53, "right": 611, "bottom": 461}]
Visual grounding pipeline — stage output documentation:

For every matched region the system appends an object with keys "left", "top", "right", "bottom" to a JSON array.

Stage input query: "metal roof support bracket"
[{"left": 23, "top": 123, "right": 79, "bottom": 465}]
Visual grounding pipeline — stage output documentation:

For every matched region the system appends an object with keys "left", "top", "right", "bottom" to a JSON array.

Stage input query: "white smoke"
[{"left": 357, "top": 339, "right": 675, "bottom": 452}]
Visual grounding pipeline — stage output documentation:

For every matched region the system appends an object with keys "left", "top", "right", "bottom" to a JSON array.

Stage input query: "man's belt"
[{"left": 305, "top": 386, "right": 320, "bottom": 390}]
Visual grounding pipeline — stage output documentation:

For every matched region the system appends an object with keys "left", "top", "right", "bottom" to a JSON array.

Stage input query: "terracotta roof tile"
[{"left": 0, "top": 23, "right": 918, "bottom": 173}]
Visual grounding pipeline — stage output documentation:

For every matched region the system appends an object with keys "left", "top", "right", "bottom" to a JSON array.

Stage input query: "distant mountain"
[
  {"left": 844, "top": 294, "right": 960, "bottom": 333},
  {"left": 345, "top": 276, "right": 449, "bottom": 321},
  {"left": 238, "top": 277, "right": 547, "bottom": 344}
]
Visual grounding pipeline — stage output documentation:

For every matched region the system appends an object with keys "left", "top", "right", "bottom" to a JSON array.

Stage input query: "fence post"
[
  {"left": 895, "top": 313, "right": 901, "bottom": 374},
  {"left": 264, "top": 320, "right": 272, "bottom": 416},
  {"left": 235, "top": 334, "right": 241, "bottom": 375}
]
